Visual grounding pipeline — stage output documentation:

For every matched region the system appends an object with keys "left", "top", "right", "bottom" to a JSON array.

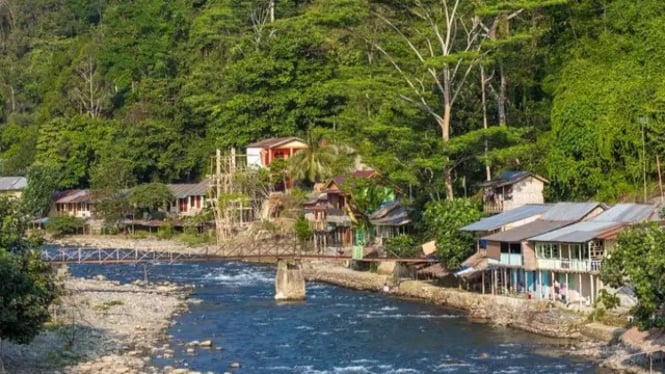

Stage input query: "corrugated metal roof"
[
  {"left": 460, "top": 204, "right": 552, "bottom": 232},
  {"left": 529, "top": 221, "right": 621, "bottom": 243},
  {"left": 591, "top": 203, "right": 657, "bottom": 223},
  {"left": 55, "top": 190, "right": 92, "bottom": 204},
  {"left": 481, "top": 220, "right": 574, "bottom": 242},
  {"left": 0, "top": 176, "right": 26, "bottom": 191},
  {"left": 478, "top": 171, "right": 548, "bottom": 188},
  {"left": 327, "top": 170, "right": 377, "bottom": 191},
  {"left": 540, "top": 202, "right": 604, "bottom": 221},
  {"left": 370, "top": 206, "right": 411, "bottom": 226},
  {"left": 168, "top": 180, "right": 209, "bottom": 199}
]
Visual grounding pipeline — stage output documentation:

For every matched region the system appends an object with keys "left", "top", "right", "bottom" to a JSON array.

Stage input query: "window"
[{"left": 536, "top": 243, "right": 559, "bottom": 259}]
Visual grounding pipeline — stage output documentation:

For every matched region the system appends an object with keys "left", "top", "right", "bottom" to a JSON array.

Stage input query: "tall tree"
[{"left": 371, "top": 0, "right": 485, "bottom": 199}]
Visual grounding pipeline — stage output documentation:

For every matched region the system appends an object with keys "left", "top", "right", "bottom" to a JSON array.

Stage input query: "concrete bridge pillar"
[{"left": 275, "top": 259, "right": 306, "bottom": 301}]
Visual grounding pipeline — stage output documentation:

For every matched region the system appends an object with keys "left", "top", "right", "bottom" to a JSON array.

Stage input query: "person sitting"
[
  {"left": 382, "top": 283, "right": 390, "bottom": 293},
  {"left": 560, "top": 285, "right": 567, "bottom": 305}
]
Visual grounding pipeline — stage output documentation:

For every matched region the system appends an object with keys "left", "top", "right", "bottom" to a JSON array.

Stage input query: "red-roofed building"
[{"left": 246, "top": 137, "right": 308, "bottom": 168}]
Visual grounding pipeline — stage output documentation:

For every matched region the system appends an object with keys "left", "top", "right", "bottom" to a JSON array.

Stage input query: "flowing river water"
[{"left": 68, "top": 261, "right": 598, "bottom": 373}]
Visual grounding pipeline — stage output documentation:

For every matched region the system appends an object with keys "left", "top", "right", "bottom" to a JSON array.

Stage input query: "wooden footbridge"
[{"left": 42, "top": 246, "right": 435, "bottom": 265}]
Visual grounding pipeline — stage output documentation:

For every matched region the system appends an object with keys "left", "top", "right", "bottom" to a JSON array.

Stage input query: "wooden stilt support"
[
  {"left": 482, "top": 271, "right": 485, "bottom": 294},
  {"left": 590, "top": 273, "right": 595, "bottom": 305},
  {"left": 578, "top": 272, "right": 583, "bottom": 311}
]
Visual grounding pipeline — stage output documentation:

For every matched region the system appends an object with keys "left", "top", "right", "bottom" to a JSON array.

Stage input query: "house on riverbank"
[
  {"left": 308, "top": 170, "right": 378, "bottom": 250},
  {"left": 481, "top": 171, "right": 548, "bottom": 214},
  {"left": 166, "top": 180, "right": 210, "bottom": 217},
  {"left": 469, "top": 202, "right": 606, "bottom": 297},
  {"left": 246, "top": 137, "right": 307, "bottom": 168},
  {"left": 527, "top": 203, "right": 658, "bottom": 305},
  {"left": 459, "top": 202, "right": 659, "bottom": 306},
  {"left": 0, "top": 176, "right": 27, "bottom": 199},
  {"left": 53, "top": 189, "right": 96, "bottom": 218}
]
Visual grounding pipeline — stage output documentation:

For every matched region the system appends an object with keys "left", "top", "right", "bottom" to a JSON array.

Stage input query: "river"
[{"left": 68, "top": 261, "right": 597, "bottom": 373}]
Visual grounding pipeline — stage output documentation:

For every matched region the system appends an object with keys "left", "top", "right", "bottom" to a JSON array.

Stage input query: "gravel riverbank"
[{"left": 1, "top": 276, "right": 192, "bottom": 374}]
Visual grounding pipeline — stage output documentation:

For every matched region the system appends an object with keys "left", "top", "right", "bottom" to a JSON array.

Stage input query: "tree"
[
  {"left": 89, "top": 154, "right": 136, "bottom": 229},
  {"left": 0, "top": 196, "right": 59, "bottom": 360},
  {"left": 45, "top": 215, "right": 86, "bottom": 237},
  {"left": 600, "top": 223, "right": 665, "bottom": 329},
  {"left": 372, "top": 0, "right": 485, "bottom": 200},
  {"left": 422, "top": 198, "right": 482, "bottom": 269},
  {"left": 128, "top": 183, "right": 174, "bottom": 218},
  {"left": 343, "top": 176, "right": 393, "bottom": 229},
  {"left": 288, "top": 133, "right": 356, "bottom": 185},
  {"left": 544, "top": 0, "right": 665, "bottom": 202},
  {"left": 21, "top": 163, "right": 59, "bottom": 218}
]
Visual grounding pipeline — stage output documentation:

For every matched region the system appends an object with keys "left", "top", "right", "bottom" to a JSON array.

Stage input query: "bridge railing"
[{"left": 41, "top": 246, "right": 210, "bottom": 264}]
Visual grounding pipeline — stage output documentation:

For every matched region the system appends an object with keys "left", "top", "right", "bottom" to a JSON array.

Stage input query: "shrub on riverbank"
[{"left": 46, "top": 215, "right": 86, "bottom": 238}]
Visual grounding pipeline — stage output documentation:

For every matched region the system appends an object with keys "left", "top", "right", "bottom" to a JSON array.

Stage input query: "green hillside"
[{"left": 0, "top": 0, "right": 663, "bottom": 202}]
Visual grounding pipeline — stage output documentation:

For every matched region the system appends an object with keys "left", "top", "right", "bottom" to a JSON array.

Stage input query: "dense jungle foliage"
[{"left": 1, "top": 0, "right": 664, "bottom": 203}]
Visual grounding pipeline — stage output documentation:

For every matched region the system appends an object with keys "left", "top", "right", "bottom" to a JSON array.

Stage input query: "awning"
[{"left": 416, "top": 263, "right": 450, "bottom": 278}]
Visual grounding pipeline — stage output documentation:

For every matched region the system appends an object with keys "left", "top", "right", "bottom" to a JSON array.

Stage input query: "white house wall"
[
  {"left": 504, "top": 177, "right": 544, "bottom": 211},
  {"left": 246, "top": 147, "right": 263, "bottom": 168}
]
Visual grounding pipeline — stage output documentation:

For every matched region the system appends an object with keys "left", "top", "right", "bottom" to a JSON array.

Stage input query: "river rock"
[
  {"left": 186, "top": 347, "right": 195, "bottom": 354},
  {"left": 230, "top": 362, "right": 241, "bottom": 368},
  {"left": 187, "top": 340, "right": 200, "bottom": 347},
  {"left": 199, "top": 339, "right": 213, "bottom": 347}
]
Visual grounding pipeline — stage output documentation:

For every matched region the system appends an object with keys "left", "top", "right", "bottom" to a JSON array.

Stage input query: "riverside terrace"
[{"left": 457, "top": 203, "right": 659, "bottom": 306}]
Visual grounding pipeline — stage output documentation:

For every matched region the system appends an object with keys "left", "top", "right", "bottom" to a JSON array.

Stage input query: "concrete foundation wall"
[{"left": 275, "top": 260, "right": 306, "bottom": 301}]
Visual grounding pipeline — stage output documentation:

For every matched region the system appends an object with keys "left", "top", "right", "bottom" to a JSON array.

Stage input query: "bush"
[
  {"left": 45, "top": 215, "right": 86, "bottom": 238},
  {"left": 294, "top": 216, "right": 312, "bottom": 244},
  {"left": 422, "top": 199, "right": 482, "bottom": 269},
  {"left": 157, "top": 223, "right": 174, "bottom": 239},
  {"left": 0, "top": 249, "right": 59, "bottom": 344},
  {"left": 0, "top": 194, "right": 59, "bottom": 347},
  {"left": 385, "top": 234, "right": 418, "bottom": 257}
]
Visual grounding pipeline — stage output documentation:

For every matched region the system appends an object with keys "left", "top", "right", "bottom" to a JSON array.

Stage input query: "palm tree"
[{"left": 288, "top": 133, "right": 356, "bottom": 185}]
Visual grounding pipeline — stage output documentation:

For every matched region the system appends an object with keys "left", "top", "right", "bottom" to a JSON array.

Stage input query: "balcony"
[
  {"left": 537, "top": 259, "right": 602, "bottom": 272},
  {"left": 488, "top": 253, "right": 523, "bottom": 267},
  {"left": 484, "top": 202, "right": 503, "bottom": 213}
]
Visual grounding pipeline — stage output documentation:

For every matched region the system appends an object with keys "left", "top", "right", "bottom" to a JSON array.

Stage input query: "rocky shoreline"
[{"left": 1, "top": 275, "right": 194, "bottom": 374}]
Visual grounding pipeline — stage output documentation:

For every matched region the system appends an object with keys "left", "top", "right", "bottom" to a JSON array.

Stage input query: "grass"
[
  {"left": 92, "top": 300, "right": 124, "bottom": 313},
  {"left": 177, "top": 232, "right": 214, "bottom": 245}
]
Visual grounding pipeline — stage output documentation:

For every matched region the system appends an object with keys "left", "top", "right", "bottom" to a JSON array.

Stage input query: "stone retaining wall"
[{"left": 303, "top": 262, "right": 586, "bottom": 339}]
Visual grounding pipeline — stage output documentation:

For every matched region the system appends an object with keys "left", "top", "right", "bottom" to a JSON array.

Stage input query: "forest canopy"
[{"left": 1, "top": 0, "right": 664, "bottom": 203}]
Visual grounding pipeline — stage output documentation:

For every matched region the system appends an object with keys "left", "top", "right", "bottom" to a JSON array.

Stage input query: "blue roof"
[
  {"left": 460, "top": 204, "right": 552, "bottom": 232},
  {"left": 591, "top": 203, "right": 657, "bottom": 223}
]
